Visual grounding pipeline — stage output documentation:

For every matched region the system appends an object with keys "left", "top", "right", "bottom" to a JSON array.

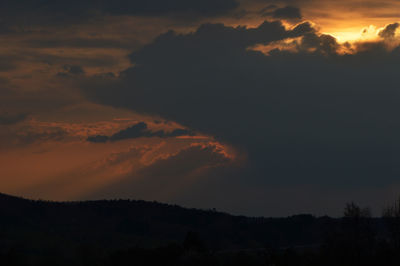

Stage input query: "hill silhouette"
[
  {"left": 0, "top": 193, "right": 333, "bottom": 250},
  {"left": 1, "top": 193, "right": 399, "bottom": 266}
]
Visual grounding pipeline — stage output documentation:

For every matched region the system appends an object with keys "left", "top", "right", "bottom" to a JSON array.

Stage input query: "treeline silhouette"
[{"left": 1, "top": 193, "right": 400, "bottom": 265}]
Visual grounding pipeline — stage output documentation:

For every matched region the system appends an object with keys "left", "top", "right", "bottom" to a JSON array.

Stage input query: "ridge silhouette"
[{"left": 1, "top": 193, "right": 400, "bottom": 265}]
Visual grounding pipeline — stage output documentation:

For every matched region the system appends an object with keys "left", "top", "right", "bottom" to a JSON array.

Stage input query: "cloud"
[
  {"left": 87, "top": 122, "right": 195, "bottom": 143},
  {"left": 299, "top": 32, "right": 339, "bottom": 54},
  {"left": 83, "top": 19, "right": 400, "bottom": 192},
  {"left": 57, "top": 65, "right": 85, "bottom": 77},
  {"left": 0, "top": 57, "right": 17, "bottom": 72},
  {"left": 4, "top": 0, "right": 400, "bottom": 216},
  {"left": 62, "top": 65, "right": 85, "bottom": 75},
  {"left": 270, "top": 6, "right": 302, "bottom": 20},
  {"left": 379, "top": 22, "right": 399, "bottom": 39},
  {"left": 16, "top": 127, "right": 68, "bottom": 145},
  {"left": 0, "top": 113, "right": 28, "bottom": 125},
  {"left": 0, "top": 0, "right": 239, "bottom": 28},
  {"left": 126, "top": 20, "right": 314, "bottom": 59},
  {"left": 26, "top": 37, "right": 141, "bottom": 49},
  {"left": 88, "top": 143, "right": 232, "bottom": 201},
  {"left": 102, "top": 0, "right": 239, "bottom": 16}
]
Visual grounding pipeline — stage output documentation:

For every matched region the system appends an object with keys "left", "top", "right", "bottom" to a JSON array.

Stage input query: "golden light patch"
[
  {"left": 249, "top": 37, "right": 301, "bottom": 55},
  {"left": 326, "top": 24, "right": 398, "bottom": 43}
]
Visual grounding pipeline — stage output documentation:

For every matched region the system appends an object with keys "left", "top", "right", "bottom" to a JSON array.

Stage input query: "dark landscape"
[{"left": 1, "top": 193, "right": 400, "bottom": 266}]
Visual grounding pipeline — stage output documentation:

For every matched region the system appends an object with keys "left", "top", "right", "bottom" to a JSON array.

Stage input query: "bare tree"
[
  {"left": 383, "top": 197, "right": 400, "bottom": 249},
  {"left": 341, "top": 202, "right": 374, "bottom": 266}
]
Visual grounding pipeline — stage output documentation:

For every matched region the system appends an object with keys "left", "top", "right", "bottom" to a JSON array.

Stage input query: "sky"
[{"left": 1, "top": 0, "right": 400, "bottom": 217}]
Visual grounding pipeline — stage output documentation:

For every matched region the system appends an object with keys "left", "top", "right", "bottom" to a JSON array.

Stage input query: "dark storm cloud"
[
  {"left": 126, "top": 20, "right": 314, "bottom": 62},
  {"left": 84, "top": 20, "right": 400, "bottom": 190},
  {"left": 379, "top": 22, "right": 399, "bottom": 39},
  {"left": 57, "top": 65, "right": 85, "bottom": 77},
  {"left": 103, "top": 0, "right": 239, "bottom": 16},
  {"left": 270, "top": 6, "right": 302, "bottom": 19},
  {"left": 0, "top": 0, "right": 239, "bottom": 28},
  {"left": 299, "top": 32, "right": 339, "bottom": 54},
  {"left": 0, "top": 113, "right": 27, "bottom": 125},
  {"left": 0, "top": 54, "right": 24, "bottom": 72},
  {"left": 26, "top": 37, "right": 140, "bottom": 49},
  {"left": 0, "top": 58, "right": 17, "bottom": 72},
  {"left": 87, "top": 122, "right": 195, "bottom": 143},
  {"left": 63, "top": 65, "right": 85, "bottom": 75}
]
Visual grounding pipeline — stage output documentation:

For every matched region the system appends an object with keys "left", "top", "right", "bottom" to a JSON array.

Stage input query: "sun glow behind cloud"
[
  {"left": 326, "top": 25, "right": 395, "bottom": 43},
  {"left": 247, "top": 20, "right": 400, "bottom": 57}
]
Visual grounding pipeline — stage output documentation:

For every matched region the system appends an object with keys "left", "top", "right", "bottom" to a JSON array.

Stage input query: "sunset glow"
[{"left": 1, "top": 0, "right": 400, "bottom": 216}]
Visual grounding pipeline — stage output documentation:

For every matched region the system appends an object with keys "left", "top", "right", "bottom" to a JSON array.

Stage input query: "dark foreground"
[{"left": 1, "top": 193, "right": 400, "bottom": 266}]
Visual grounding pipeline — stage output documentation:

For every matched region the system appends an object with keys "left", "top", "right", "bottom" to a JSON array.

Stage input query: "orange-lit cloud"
[{"left": 0, "top": 111, "right": 239, "bottom": 201}]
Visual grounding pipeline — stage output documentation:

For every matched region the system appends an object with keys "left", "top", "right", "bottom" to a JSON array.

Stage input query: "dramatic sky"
[{"left": 1, "top": 0, "right": 400, "bottom": 216}]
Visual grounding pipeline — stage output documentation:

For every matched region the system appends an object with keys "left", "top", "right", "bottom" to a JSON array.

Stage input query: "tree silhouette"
[
  {"left": 341, "top": 202, "right": 375, "bottom": 266},
  {"left": 383, "top": 196, "right": 400, "bottom": 249}
]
